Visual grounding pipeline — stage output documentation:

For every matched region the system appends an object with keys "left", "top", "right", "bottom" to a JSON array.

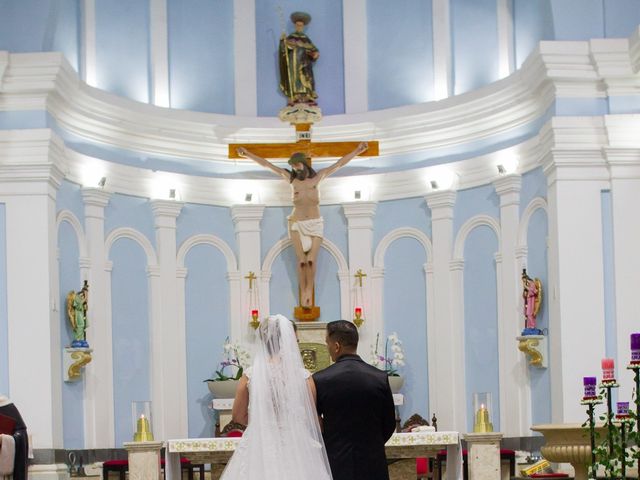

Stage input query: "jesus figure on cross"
[{"left": 237, "top": 142, "right": 368, "bottom": 310}]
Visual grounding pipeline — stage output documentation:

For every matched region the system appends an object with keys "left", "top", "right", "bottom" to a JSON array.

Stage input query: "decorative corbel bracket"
[
  {"left": 516, "top": 335, "right": 547, "bottom": 369},
  {"left": 63, "top": 347, "right": 93, "bottom": 382}
]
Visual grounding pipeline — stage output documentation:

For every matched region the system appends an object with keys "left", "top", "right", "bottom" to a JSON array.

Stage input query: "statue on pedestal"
[
  {"left": 279, "top": 12, "right": 319, "bottom": 106},
  {"left": 67, "top": 280, "right": 89, "bottom": 348},
  {"left": 521, "top": 269, "right": 542, "bottom": 335}
]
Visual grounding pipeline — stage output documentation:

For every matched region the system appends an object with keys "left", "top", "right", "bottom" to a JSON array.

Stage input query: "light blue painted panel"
[
  {"left": 256, "top": 0, "right": 344, "bottom": 116},
  {"left": 451, "top": 0, "right": 499, "bottom": 95},
  {"left": 609, "top": 95, "right": 640, "bottom": 114},
  {"left": 57, "top": 180, "right": 86, "bottom": 226},
  {"left": 320, "top": 205, "right": 348, "bottom": 263},
  {"left": 373, "top": 198, "right": 431, "bottom": 248},
  {"left": 261, "top": 206, "right": 290, "bottom": 266},
  {"left": 601, "top": 191, "right": 617, "bottom": 360},
  {"left": 555, "top": 98, "right": 608, "bottom": 116},
  {"left": 176, "top": 204, "right": 236, "bottom": 260},
  {"left": 383, "top": 237, "right": 429, "bottom": 420},
  {"left": 604, "top": 0, "right": 640, "bottom": 38},
  {"left": 110, "top": 238, "right": 151, "bottom": 447},
  {"left": 550, "top": 0, "right": 604, "bottom": 40},
  {"left": 0, "top": 0, "right": 52, "bottom": 52},
  {"left": 50, "top": 0, "right": 80, "bottom": 70},
  {"left": 526, "top": 208, "right": 551, "bottom": 425},
  {"left": 514, "top": 0, "right": 555, "bottom": 68},
  {"left": 269, "top": 245, "right": 340, "bottom": 321},
  {"left": 167, "top": 0, "right": 234, "bottom": 114},
  {"left": 95, "top": 0, "right": 149, "bottom": 103},
  {"left": 58, "top": 221, "right": 84, "bottom": 448},
  {"left": 453, "top": 185, "right": 500, "bottom": 236},
  {"left": 0, "top": 205, "right": 8, "bottom": 396},
  {"left": 104, "top": 194, "right": 156, "bottom": 249},
  {"left": 185, "top": 244, "right": 230, "bottom": 437},
  {"left": 520, "top": 168, "right": 547, "bottom": 216},
  {"left": 463, "top": 226, "right": 500, "bottom": 432},
  {"left": 0, "top": 111, "right": 48, "bottom": 130},
  {"left": 367, "top": 0, "right": 434, "bottom": 110}
]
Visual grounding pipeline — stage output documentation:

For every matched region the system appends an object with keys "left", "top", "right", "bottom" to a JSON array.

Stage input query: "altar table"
[{"left": 165, "top": 431, "right": 462, "bottom": 480}]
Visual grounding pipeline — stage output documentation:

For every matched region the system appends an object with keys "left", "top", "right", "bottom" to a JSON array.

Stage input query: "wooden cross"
[
  {"left": 244, "top": 271, "right": 257, "bottom": 290},
  {"left": 228, "top": 123, "right": 379, "bottom": 161},
  {"left": 354, "top": 269, "right": 367, "bottom": 287}
]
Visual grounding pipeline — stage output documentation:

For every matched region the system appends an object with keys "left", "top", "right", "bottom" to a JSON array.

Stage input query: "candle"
[
  {"left": 251, "top": 309, "right": 258, "bottom": 317},
  {"left": 631, "top": 333, "right": 640, "bottom": 362},
  {"left": 473, "top": 404, "right": 493, "bottom": 432},
  {"left": 134, "top": 414, "right": 154, "bottom": 441},
  {"left": 616, "top": 401, "right": 629, "bottom": 416},
  {"left": 601, "top": 358, "right": 615, "bottom": 381},
  {"left": 583, "top": 376, "right": 597, "bottom": 398},
  {"left": 355, "top": 307, "right": 362, "bottom": 316}
]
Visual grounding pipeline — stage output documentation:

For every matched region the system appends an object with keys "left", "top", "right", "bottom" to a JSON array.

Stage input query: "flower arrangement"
[
  {"left": 204, "top": 338, "right": 252, "bottom": 382},
  {"left": 369, "top": 332, "right": 405, "bottom": 376}
]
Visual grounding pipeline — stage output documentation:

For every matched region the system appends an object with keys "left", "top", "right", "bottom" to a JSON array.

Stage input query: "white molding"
[
  {"left": 497, "top": 0, "right": 515, "bottom": 79},
  {"left": 55, "top": 209, "right": 88, "bottom": 260},
  {"left": 176, "top": 233, "right": 238, "bottom": 271},
  {"left": 373, "top": 227, "right": 433, "bottom": 268},
  {"left": 104, "top": 227, "right": 158, "bottom": 266},
  {"left": 517, "top": 197, "right": 548, "bottom": 249},
  {"left": 432, "top": 0, "right": 451, "bottom": 100},
  {"left": 233, "top": 0, "right": 257, "bottom": 116},
  {"left": 343, "top": 0, "right": 368, "bottom": 113},
  {"left": 80, "top": 0, "right": 96, "bottom": 86},
  {"left": 453, "top": 215, "right": 501, "bottom": 260}
]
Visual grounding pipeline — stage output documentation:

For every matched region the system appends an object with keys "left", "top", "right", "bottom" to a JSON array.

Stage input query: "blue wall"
[
  {"left": 368, "top": 0, "right": 435, "bottom": 110},
  {"left": 454, "top": 185, "right": 500, "bottom": 236},
  {"left": 514, "top": 0, "right": 554, "bottom": 68},
  {"left": 105, "top": 194, "right": 156, "bottom": 249},
  {"left": 374, "top": 198, "right": 431, "bottom": 247},
  {"left": 452, "top": 0, "right": 499, "bottom": 95},
  {"left": 95, "top": 0, "right": 150, "bottom": 103},
  {"left": 0, "top": 204, "right": 8, "bottom": 396},
  {"left": 177, "top": 203, "right": 236, "bottom": 258},
  {"left": 185, "top": 244, "right": 230, "bottom": 437},
  {"left": 167, "top": 0, "right": 235, "bottom": 114},
  {"left": 58, "top": 220, "right": 85, "bottom": 448},
  {"left": 383, "top": 237, "right": 430, "bottom": 420},
  {"left": 463, "top": 225, "right": 500, "bottom": 432},
  {"left": 110, "top": 238, "right": 151, "bottom": 447}
]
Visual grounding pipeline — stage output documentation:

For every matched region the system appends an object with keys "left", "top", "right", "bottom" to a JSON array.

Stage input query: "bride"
[{"left": 220, "top": 314, "right": 333, "bottom": 480}]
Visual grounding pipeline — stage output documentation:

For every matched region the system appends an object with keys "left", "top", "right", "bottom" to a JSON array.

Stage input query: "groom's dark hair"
[{"left": 327, "top": 320, "right": 359, "bottom": 348}]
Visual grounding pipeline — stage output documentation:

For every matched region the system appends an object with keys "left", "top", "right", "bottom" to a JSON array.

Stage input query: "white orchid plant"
[
  {"left": 369, "top": 332, "right": 405, "bottom": 377},
  {"left": 204, "top": 337, "right": 252, "bottom": 382}
]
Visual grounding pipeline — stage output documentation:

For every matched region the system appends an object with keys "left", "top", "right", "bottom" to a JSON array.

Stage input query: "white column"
[
  {"left": 233, "top": 0, "right": 257, "bottom": 116},
  {"left": 343, "top": 0, "right": 368, "bottom": 113},
  {"left": 432, "top": 0, "right": 452, "bottom": 100},
  {"left": 425, "top": 191, "right": 464, "bottom": 431},
  {"left": 0, "top": 130, "right": 66, "bottom": 449},
  {"left": 150, "top": 200, "right": 186, "bottom": 439},
  {"left": 497, "top": 0, "right": 515, "bottom": 78},
  {"left": 342, "top": 202, "right": 376, "bottom": 352},
  {"left": 150, "top": 0, "right": 170, "bottom": 107},
  {"left": 607, "top": 150, "right": 640, "bottom": 402},
  {"left": 230, "top": 205, "right": 265, "bottom": 342},
  {"left": 81, "top": 0, "right": 96, "bottom": 86},
  {"left": 81, "top": 188, "right": 114, "bottom": 448},
  {"left": 544, "top": 150, "right": 609, "bottom": 423},
  {"left": 493, "top": 174, "right": 530, "bottom": 436}
]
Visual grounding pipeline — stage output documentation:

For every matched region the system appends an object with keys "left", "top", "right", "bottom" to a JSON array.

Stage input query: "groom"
[{"left": 313, "top": 321, "right": 396, "bottom": 480}]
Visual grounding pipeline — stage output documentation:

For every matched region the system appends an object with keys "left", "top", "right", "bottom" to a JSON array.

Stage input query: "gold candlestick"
[
  {"left": 133, "top": 414, "right": 154, "bottom": 441},
  {"left": 473, "top": 404, "right": 493, "bottom": 433}
]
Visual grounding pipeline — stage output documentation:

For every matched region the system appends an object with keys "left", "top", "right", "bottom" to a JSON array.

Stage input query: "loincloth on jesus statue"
[{"left": 288, "top": 217, "right": 324, "bottom": 253}]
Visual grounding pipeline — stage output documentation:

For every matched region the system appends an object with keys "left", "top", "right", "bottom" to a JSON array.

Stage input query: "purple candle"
[
  {"left": 583, "top": 376, "right": 597, "bottom": 398},
  {"left": 631, "top": 333, "right": 640, "bottom": 362},
  {"left": 617, "top": 401, "right": 629, "bottom": 416}
]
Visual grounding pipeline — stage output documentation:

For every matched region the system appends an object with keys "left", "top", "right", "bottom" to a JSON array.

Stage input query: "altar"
[{"left": 164, "top": 431, "right": 461, "bottom": 480}]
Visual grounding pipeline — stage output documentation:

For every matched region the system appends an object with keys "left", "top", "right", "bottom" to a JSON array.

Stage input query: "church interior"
[{"left": 1, "top": 0, "right": 640, "bottom": 479}]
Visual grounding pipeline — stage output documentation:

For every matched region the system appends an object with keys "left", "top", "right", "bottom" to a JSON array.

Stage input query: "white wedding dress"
[{"left": 220, "top": 315, "right": 333, "bottom": 480}]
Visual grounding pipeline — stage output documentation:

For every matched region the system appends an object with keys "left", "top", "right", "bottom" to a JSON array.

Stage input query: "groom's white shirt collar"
[{"left": 0, "top": 395, "right": 11, "bottom": 407}]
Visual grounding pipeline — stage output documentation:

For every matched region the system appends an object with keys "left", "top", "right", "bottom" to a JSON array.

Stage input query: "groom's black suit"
[{"left": 313, "top": 354, "right": 396, "bottom": 480}]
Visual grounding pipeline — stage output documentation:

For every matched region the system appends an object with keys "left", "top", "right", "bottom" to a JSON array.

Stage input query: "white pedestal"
[
  {"left": 123, "top": 441, "right": 163, "bottom": 480},
  {"left": 462, "top": 432, "right": 503, "bottom": 480}
]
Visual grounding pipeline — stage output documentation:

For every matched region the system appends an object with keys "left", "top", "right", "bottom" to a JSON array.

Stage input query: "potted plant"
[
  {"left": 370, "top": 332, "right": 406, "bottom": 393},
  {"left": 204, "top": 338, "right": 251, "bottom": 398}
]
